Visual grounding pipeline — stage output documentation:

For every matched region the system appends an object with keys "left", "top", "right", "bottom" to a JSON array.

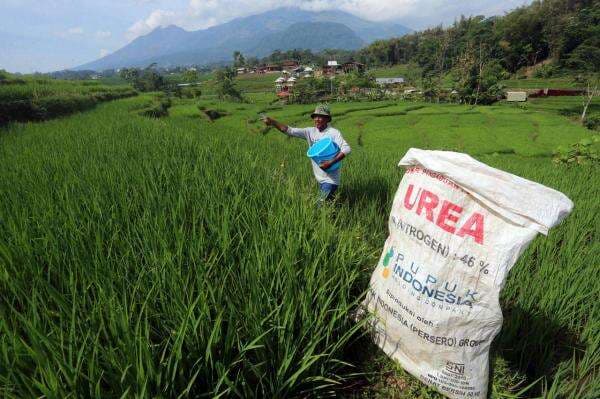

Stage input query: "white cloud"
[
  {"left": 126, "top": 0, "right": 533, "bottom": 42},
  {"left": 182, "top": 0, "right": 457, "bottom": 31},
  {"left": 96, "top": 30, "right": 112, "bottom": 39},
  {"left": 67, "top": 27, "right": 84, "bottom": 35},
  {"left": 126, "top": 9, "right": 177, "bottom": 40},
  {"left": 100, "top": 49, "right": 110, "bottom": 57},
  {"left": 184, "top": 0, "right": 420, "bottom": 27}
]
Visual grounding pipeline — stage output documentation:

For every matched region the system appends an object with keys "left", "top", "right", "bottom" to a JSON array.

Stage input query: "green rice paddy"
[{"left": 0, "top": 90, "right": 598, "bottom": 398}]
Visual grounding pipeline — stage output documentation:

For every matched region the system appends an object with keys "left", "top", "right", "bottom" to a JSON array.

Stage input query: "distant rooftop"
[{"left": 376, "top": 77, "right": 405, "bottom": 84}]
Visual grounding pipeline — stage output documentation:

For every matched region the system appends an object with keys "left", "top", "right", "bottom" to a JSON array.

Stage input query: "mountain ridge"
[{"left": 75, "top": 7, "right": 411, "bottom": 71}]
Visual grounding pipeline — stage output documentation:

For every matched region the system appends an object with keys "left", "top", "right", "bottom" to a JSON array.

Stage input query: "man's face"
[{"left": 313, "top": 115, "right": 329, "bottom": 131}]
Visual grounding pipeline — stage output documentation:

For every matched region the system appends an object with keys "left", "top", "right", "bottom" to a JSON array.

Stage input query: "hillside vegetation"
[{"left": 0, "top": 73, "right": 136, "bottom": 124}]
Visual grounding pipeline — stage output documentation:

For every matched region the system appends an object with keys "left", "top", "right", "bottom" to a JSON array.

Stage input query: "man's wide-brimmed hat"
[{"left": 311, "top": 104, "right": 332, "bottom": 120}]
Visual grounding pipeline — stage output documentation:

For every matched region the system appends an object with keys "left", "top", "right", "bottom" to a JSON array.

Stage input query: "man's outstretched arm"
[
  {"left": 263, "top": 116, "right": 308, "bottom": 139},
  {"left": 263, "top": 116, "right": 288, "bottom": 133}
]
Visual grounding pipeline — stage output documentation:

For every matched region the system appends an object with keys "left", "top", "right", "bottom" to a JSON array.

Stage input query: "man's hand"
[
  {"left": 319, "top": 152, "right": 346, "bottom": 171},
  {"left": 261, "top": 116, "right": 288, "bottom": 133},
  {"left": 262, "top": 116, "right": 273, "bottom": 126},
  {"left": 319, "top": 160, "right": 334, "bottom": 170}
]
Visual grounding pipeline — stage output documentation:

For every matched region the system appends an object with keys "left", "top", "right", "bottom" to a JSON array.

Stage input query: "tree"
[
  {"left": 119, "top": 65, "right": 165, "bottom": 92},
  {"left": 119, "top": 68, "right": 140, "bottom": 82},
  {"left": 289, "top": 77, "right": 330, "bottom": 104},
  {"left": 183, "top": 69, "right": 199, "bottom": 83},
  {"left": 452, "top": 41, "right": 504, "bottom": 105},
  {"left": 134, "top": 69, "right": 165, "bottom": 92},
  {"left": 578, "top": 74, "right": 599, "bottom": 123},
  {"left": 215, "top": 67, "right": 243, "bottom": 101},
  {"left": 567, "top": 31, "right": 600, "bottom": 123},
  {"left": 233, "top": 51, "right": 246, "bottom": 68}
]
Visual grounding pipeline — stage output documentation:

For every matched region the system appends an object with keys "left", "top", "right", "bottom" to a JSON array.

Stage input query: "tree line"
[
  {"left": 357, "top": 0, "right": 598, "bottom": 73},
  {"left": 241, "top": 0, "right": 598, "bottom": 105}
]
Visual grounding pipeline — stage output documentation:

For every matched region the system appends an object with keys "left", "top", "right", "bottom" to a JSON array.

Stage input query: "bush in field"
[
  {"left": 340, "top": 71, "right": 376, "bottom": 90},
  {"left": 181, "top": 87, "right": 201, "bottom": 99},
  {"left": 290, "top": 77, "right": 331, "bottom": 104},
  {"left": 215, "top": 67, "right": 243, "bottom": 102},
  {"left": 553, "top": 136, "right": 600, "bottom": 164},
  {"left": 119, "top": 66, "right": 166, "bottom": 92},
  {"left": 452, "top": 59, "right": 506, "bottom": 105},
  {"left": 533, "top": 63, "right": 559, "bottom": 78},
  {"left": 583, "top": 114, "right": 600, "bottom": 131},
  {"left": 138, "top": 96, "right": 171, "bottom": 118},
  {"left": 133, "top": 69, "right": 165, "bottom": 92}
]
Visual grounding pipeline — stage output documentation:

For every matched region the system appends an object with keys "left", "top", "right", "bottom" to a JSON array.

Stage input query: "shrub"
[
  {"left": 533, "top": 64, "right": 558, "bottom": 78},
  {"left": 215, "top": 68, "right": 243, "bottom": 102},
  {"left": 138, "top": 97, "right": 171, "bottom": 118},
  {"left": 553, "top": 136, "right": 599, "bottom": 164},
  {"left": 583, "top": 114, "right": 600, "bottom": 131},
  {"left": 0, "top": 81, "right": 137, "bottom": 124},
  {"left": 290, "top": 77, "right": 333, "bottom": 104}
]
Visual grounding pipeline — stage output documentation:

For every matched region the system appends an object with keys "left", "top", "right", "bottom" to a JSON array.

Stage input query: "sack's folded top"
[{"left": 398, "top": 148, "right": 574, "bottom": 235}]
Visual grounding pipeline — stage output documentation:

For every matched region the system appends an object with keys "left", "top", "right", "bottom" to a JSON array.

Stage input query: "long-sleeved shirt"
[{"left": 286, "top": 125, "right": 351, "bottom": 185}]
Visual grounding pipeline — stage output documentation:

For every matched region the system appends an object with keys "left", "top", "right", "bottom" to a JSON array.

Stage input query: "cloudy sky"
[{"left": 0, "top": 0, "right": 532, "bottom": 73}]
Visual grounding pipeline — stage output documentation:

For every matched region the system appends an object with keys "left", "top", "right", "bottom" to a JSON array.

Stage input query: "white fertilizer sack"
[{"left": 363, "top": 148, "right": 573, "bottom": 399}]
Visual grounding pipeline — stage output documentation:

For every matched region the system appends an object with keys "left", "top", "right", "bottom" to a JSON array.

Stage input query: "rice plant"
[{"left": 0, "top": 93, "right": 597, "bottom": 398}]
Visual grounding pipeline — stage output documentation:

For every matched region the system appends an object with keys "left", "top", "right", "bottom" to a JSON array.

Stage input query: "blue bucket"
[{"left": 307, "top": 137, "right": 342, "bottom": 172}]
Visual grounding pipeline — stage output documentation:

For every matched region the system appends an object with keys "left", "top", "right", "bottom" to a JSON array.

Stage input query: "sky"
[{"left": 0, "top": 0, "right": 533, "bottom": 73}]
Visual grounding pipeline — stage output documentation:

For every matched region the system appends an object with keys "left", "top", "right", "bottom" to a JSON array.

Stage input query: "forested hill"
[
  {"left": 249, "top": 22, "right": 364, "bottom": 57},
  {"left": 354, "top": 0, "right": 599, "bottom": 74}
]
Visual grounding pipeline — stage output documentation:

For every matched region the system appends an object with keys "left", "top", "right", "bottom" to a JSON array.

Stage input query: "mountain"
[
  {"left": 249, "top": 22, "right": 364, "bottom": 57},
  {"left": 75, "top": 7, "right": 411, "bottom": 71}
]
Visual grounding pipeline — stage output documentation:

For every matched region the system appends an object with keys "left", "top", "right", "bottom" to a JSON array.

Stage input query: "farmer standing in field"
[{"left": 263, "top": 104, "right": 351, "bottom": 202}]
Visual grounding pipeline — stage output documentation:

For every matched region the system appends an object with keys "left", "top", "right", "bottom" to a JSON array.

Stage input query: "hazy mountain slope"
[
  {"left": 75, "top": 7, "right": 411, "bottom": 70},
  {"left": 249, "top": 22, "right": 364, "bottom": 57}
]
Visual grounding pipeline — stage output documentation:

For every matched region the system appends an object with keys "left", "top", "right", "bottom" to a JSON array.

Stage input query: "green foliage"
[
  {"left": 134, "top": 69, "right": 165, "bottom": 92},
  {"left": 340, "top": 71, "right": 376, "bottom": 90},
  {"left": 119, "top": 66, "right": 166, "bottom": 92},
  {"left": 118, "top": 67, "right": 140, "bottom": 82},
  {"left": 533, "top": 63, "right": 559, "bottom": 78},
  {"left": 138, "top": 96, "right": 172, "bottom": 118},
  {"left": 233, "top": 51, "right": 246, "bottom": 68},
  {"left": 215, "top": 67, "right": 243, "bottom": 102},
  {"left": 583, "top": 114, "right": 600, "bottom": 131},
  {"left": 259, "top": 48, "right": 355, "bottom": 67},
  {"left": 0, "top": 78, "right": 136, "bottom": 124},
  {"left": 182, "top": 69, "right": 199, "bottom": 83},
  {"left": 355, "top": 0, "right": 597, "bottom": 80},
  {"left": 289, "top": 77, "right": 332, "bottom": 104},
  {"left": 452, "top": 59, "right": 506, "bottom": 105},
  {"left": 553, "top": 136, "right": 600, "bottom": 164},
  {"left": 0, "top": 94, "right": 598, "bottom": 398}
]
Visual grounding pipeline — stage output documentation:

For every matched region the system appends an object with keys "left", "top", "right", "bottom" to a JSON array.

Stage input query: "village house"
[
  {"left": 302, "top": 66, "right": 314, "bottom": 78},
  {"left": 376, "top": 77, "right": 405, "bottom": 87},
  {"left": 275, "top": 76, "right": 286, "bottom": 92},
  {"left": 342, "top": 61, "right": 366, "bottom": 74},
  {"left": 274, "top": 76, "right": 297, "bottom": 93},
  {"left": 286, "top": 76, "right": 297, "bottom": 88},
  {"left": 322, "top": 60, "right": 340, "bottom": 76},
  {"left": 259, "top": 64, "right": 283, "bottom": 73},
  {"left": 281, "top": 60, "right": 299, "bottom": 71}
]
